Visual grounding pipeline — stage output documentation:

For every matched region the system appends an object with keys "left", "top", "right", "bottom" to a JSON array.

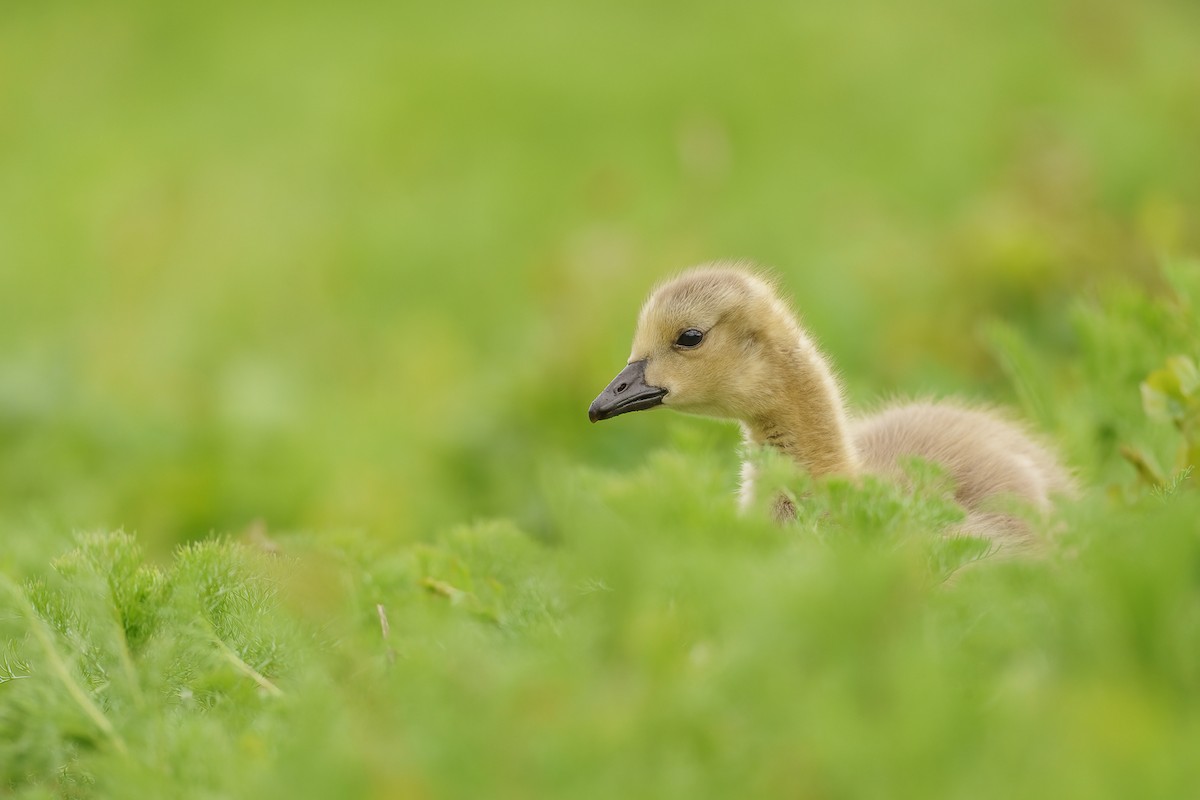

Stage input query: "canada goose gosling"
[{"left": 589, "top": 264, "right": 1073, "bottom": 541}]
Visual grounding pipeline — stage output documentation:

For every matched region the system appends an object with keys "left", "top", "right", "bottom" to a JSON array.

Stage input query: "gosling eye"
[{"left": 674, "top": 328, "right": 704, "bottom": 349}]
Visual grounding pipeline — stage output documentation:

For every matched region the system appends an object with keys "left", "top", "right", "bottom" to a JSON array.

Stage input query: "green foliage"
[
  {"left": 986, "top": 259, "right": 1200, "bottom": 497},
  {"left": 0, "top": 533, "right": 297, "bottom": 795},
  {"left": 1141, "top": 356, "right": 1200, "bottom": 475},
  {"left": 4, "top": 464, "right": 1200, "bottom": 798}
]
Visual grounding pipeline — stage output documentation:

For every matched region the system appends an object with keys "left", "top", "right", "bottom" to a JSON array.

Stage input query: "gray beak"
[{"left": 588, "top": 360, "right": 667, "bottom": 422}]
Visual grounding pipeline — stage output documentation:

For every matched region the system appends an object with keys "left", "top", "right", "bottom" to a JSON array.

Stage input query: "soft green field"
[{"left": 2, "top": 1, "right": 1199, "bottom": 797}]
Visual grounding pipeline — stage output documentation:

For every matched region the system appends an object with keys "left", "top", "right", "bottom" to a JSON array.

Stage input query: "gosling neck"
[{"left": 741, "top": 338, "right": 860, "bottom": 479}]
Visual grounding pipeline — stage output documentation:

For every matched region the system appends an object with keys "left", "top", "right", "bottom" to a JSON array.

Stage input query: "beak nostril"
[{"left": 590, "top": 359, "right": 664, "bottom": 422}]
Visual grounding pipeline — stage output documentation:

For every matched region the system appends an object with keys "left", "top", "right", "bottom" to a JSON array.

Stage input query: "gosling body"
[{"left": 589, "top": 263, "right": 1073, "bottom": 544}]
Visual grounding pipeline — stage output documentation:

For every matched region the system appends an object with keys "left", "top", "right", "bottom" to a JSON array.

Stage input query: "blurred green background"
[
  {"left": 4, "top": 3, "right": 1200, "bottom": 799},
  {"left": 2, "top": 0, "right": 1198, "bottom": 546}
]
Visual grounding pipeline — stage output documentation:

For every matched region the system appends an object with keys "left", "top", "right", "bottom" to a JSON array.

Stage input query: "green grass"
[{"left": 2, "top": 0, "right": 1200, "bottom": 797}]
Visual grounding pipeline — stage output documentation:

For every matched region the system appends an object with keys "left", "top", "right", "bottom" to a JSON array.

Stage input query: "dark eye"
[{"left": 675, "top": 328, "right": 704, "bottom": 348}]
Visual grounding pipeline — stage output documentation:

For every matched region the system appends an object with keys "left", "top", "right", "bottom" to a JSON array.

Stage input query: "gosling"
[{"left": 588, "top": 263, "right": 1074, "bottom": 545}]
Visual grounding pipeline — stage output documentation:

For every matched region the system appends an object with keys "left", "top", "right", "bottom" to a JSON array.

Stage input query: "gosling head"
[{"left": 589, "top": 264, "right": 800, "bottom": 424}]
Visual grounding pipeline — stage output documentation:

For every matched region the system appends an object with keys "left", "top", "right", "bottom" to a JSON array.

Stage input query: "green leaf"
[
  {"left": 1166, "top": 355, "right": 1200, "bottom": 398},
  {"left": 1141, "top": 377, "right": 1181, "bottom": 423}
]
